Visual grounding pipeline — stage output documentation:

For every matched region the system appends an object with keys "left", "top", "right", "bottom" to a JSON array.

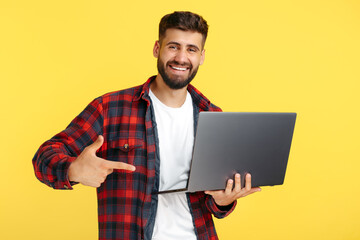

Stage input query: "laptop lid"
[{"left": 186, "top": 112, "right": 296, "bottom": 192}]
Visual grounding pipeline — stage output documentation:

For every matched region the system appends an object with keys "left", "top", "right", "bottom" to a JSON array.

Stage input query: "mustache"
[{"left": 167, "top": 60, "right": 192, "bottom": 69}]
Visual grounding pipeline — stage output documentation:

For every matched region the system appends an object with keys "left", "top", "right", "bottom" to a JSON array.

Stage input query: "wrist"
[
  {"left": 68, "top": 160, "right": 79, "bottom": 182},
  {"left": 214, "top": 200, "right": 234, "bottom": 211}
]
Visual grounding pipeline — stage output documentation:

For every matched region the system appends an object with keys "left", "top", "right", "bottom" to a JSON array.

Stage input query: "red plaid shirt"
[{"left": 33, "top": 76, "right": 236, "bottom": 240}]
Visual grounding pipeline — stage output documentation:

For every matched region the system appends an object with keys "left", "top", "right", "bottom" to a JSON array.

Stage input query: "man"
[{"left": 33, "top": 11, "right": 261, "bottom": 240}]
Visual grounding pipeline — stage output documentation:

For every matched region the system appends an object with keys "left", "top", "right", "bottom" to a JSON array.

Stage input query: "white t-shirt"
[{"left": 149, "top": 89, "right": 197, "bottom": 240}]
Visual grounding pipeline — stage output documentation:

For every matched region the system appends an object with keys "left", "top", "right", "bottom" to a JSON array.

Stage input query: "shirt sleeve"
[
  {"left": 205, "top": 195, "right": 237, "bottom": 219},
  {"left": 32, "top": 97, "right": 104, "bottom": 190}
]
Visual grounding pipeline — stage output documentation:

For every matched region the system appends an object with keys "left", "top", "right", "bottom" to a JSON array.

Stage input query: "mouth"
[{"left": 169, "top": 64, "right": 189, "bottom": 72}]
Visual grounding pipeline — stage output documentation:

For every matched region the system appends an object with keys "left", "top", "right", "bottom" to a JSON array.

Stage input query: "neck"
[{"left": 150, "top": 74, "right": 188, "bottom": 108}]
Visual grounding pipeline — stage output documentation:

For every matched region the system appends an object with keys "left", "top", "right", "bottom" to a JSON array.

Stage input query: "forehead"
[{"left": 161, "top": 28, "right": 204, "bottom": 49}]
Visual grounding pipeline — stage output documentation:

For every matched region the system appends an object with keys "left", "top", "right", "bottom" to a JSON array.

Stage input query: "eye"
[
  {"left": 188, "top": 48, "right": 197, "bottom": 53},
  {"left": 169, "top": 45, "right": 178, "bottom": 50}
]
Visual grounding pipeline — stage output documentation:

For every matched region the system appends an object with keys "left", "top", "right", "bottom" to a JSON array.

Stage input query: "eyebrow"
[{"left": 166, "top": 41, "right": 201, "bottom": 51}]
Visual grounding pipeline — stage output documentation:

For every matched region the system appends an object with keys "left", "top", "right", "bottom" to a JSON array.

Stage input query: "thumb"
[{"left": 88, "top": 135, "right": 104, "bottom": 152}]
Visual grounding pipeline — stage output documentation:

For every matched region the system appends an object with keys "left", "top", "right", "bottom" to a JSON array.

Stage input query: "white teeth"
[{"left": 171, "top": 66, "right": 187, "bottom": 71}]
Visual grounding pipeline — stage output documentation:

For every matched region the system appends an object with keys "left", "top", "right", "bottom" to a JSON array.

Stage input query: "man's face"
[{"left": 153, "top": 28, "right": 205, "bottom": 89}]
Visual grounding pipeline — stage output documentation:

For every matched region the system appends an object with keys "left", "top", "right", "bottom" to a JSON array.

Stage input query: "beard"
[{"left": 157, "top": 58, "right": 199, "bottom": 90}]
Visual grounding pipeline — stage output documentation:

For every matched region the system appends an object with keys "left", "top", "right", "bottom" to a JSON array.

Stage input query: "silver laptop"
[{"left": 157, "top": 112, "right": 297, "bottom": 194}]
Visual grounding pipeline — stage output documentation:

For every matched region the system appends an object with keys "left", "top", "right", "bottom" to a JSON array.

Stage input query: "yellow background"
[{"left": 1, "top": 0, "right": 359, "bottom": 239}]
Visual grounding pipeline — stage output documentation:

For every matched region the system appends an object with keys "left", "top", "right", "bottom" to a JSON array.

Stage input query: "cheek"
[
  {"left": 159, "top": 52, "right": 172, "bottom": 63},
  {"left": 191, "top": 57, "right": 202, "bottom": 67}
]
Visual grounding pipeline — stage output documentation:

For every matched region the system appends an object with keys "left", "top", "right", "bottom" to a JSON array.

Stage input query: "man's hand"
[
  {"left": 68, "top": 135, "right": 136, "bottom": 188},
  {"left": 205, "top": 173, "right": 261, "bottom": 206}
]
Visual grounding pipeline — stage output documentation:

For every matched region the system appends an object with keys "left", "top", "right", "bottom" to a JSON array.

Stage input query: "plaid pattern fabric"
[{"left": 33, "top": 76, "right": 236, "bottom": 240}]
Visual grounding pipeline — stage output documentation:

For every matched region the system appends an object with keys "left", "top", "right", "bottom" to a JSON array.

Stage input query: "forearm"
[{"left": 33, "top": 133, "right": 78, "bottom": 189}]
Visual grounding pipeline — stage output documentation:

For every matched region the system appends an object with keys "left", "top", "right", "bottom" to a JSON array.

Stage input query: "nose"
[{"left": 174, "top": 48, "right": 188, "bottom": 64}]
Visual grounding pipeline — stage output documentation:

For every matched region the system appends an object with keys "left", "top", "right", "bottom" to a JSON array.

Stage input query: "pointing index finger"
[{"left": 101, "top": 158, "right": 136, "bottom": 171}]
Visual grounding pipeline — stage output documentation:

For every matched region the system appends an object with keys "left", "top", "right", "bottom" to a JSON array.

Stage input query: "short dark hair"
[{"left": 159, "top": 11, "right": 208, "bottom": 47}]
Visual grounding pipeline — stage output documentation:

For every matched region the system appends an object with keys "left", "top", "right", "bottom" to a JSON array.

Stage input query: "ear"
[
  {"left": 153, "top": 40, "right": 160, "bottom": 58},
  {"left": 200, "top": 49, "right": 205, "bottom": 65}
]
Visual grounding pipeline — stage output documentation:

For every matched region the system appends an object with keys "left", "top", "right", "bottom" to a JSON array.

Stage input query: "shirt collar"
[
  {"left": 133, "top": 76, "right": 212, "bottom": 111},
  {"left": 187, "top": 83, "right": 212, "bottom": 111},
  {"left": 133, "top": 76, "right": 155, "bottom": 102}
]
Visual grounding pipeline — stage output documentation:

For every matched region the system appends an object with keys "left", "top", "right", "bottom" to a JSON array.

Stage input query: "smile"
[{"left": 169, "top": 65, "right": 189, "bottom": 71}]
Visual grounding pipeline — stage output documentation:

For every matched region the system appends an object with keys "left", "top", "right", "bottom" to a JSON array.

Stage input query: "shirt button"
[
  {"left": 64, "top": 184, "right": 69, "bottom": 189},
  {"left": 124, "top": 143, "right": 129, "bottom": 149}
]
